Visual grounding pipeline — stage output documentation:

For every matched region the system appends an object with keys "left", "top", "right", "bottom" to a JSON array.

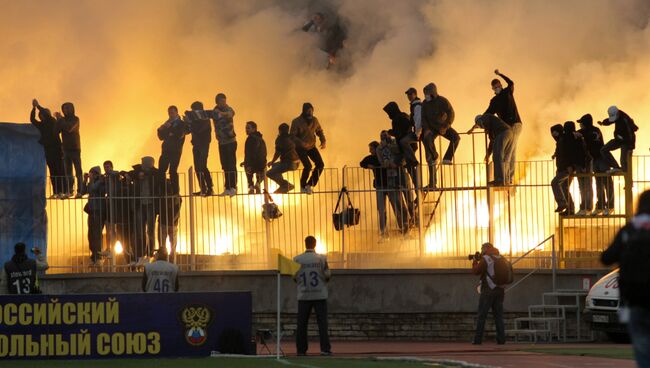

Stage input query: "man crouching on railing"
[{"left": 471, "top": 242, "right": 506, "bottom": 345}]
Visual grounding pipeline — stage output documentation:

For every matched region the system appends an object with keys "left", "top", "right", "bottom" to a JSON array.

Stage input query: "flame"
[{"left": 114, "top": 241, "right": 123, "bottom": 255}]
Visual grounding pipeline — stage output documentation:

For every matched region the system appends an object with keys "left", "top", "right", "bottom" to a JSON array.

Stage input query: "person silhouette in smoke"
[
  {"left": 267, "top": 123, "right": 299, "bottom": 194},
  {"left": 302, "top": 12, "right": 347, "bottom": 69},
  {"left": 421, "top": 83, "right": 459, "bottom": 166},
  {"left": 30, "top": 99, "right": 65, "bottom": 198},
  {"left": 562, "top": 121, "right": 592, "bottom": 216},
  {"left": 241, "top": 121, "right": 267, "bottom": 195},
  {"left": 212, "top": 93, "right": 238, "bottom": 197},
  {"left": 484, "top": 70, "right": 522, "bottom": 184},
  {"left": 185, "top": 101, "right": 214, "bottom": 196},
  {"left": 550, "top": 124, "right": 575, "bottom": 215},
  {"left": 157, "top": 105, "right": 186, "bottom": 195},
  {"left": 597, "top": 105, "right": 638, "bottom": 174},
  {"left": 578, "top": 114, "right": 614, "bottom": 215},
  {"left": 55, "top": 102, "right": 84, "bottom": 198},
  {"left": 291, "top": 103, "right": 326, "bottom": 195}
]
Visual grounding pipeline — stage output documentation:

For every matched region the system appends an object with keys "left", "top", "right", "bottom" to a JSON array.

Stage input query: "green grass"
[
  {"left": 525, "top": 347, "right": 634, "bottom": 360},
  {"left": 0, "top": 357, "right": 455, "bottom": 368}
]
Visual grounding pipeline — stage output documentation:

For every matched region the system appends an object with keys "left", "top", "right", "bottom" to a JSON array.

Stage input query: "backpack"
[
  {"left": 489, "top": 255, "right": 514, "bottom": 285},
  {"left": 619, "top": 228, "right": 650, "bottom": 304}
]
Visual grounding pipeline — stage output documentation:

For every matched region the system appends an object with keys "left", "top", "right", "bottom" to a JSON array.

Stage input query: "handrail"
[{"left": 506, "top": 235, "right": 556, "bottom": 293}]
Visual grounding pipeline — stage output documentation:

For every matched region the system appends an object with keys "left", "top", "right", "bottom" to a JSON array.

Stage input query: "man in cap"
[
  {"left": 598, "top": 105, "right": 638, "bottom": 173},
  {"left": 291, "top": 103, "right": 326, "bottom": 194},
  {"left": 468, "top": 114, "right": 513, "bottom": 186},
  {"left": 484, "top": 69, "right": 522, "bottom": 184},
  {"left": 421, "top": 83, "right": 459, "bottom": 165}
]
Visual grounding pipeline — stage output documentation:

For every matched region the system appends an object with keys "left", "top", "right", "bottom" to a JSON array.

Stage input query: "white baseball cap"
[{"left": 607, "top": 105, "right": 619, "bottom": 122}]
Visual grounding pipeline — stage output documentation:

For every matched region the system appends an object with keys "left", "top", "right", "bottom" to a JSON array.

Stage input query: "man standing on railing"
[
  {"left": 550, "top": 124, "right": 575, "bottom": 215},
  {"left": 361, "top": 141, "right": 388, "bottom": 237},
  {"left": 157, "top": 105, "right": 186, "bottom": 195},
  {"left": 291, "top": 103, "right": 326, "bottom": 195},
  {"left": 185, "top": 101, "right": 214, "bottom": 196},
  {"left": 562, "top": 121, "right": 592, "bottom": 216},
  {"left": 55, "top": 102, "right": 84, "bottom": 198},
  {"left": 212, "top": 93, "right": 238, "bottom": 197},
  {"left": 132, "top": 157, "right": 160, "bottom": 265},
  {"left": 30, "top": 99, "right": 65, "bottom": 198},
  {"left": 471, "top": 242, "right": 506, "bottom": 345},
  {"left": 484, "top": 70, "right": 522, "bottom": 184},
  {"left": 241, "top": 121, "right": 267, "bottom": 194},
  {"left": 601, "top": 190, "right": 650, "bottom": 367},
  {"left": 375, "top": 131, "right": 409, "bottom": 234},
  {"left": 578, "top": 114, "right": 614, "bottom": 215},
  {"left": 422, "top": 82, "right": 459, "bottom": 166},
  {"left": 468, "top": 114, "right": 513, "bottom": 186},
  {"left": 597, "top": 106, "right": 638, "bottom": 174},
  {"left": 406, "top": 87, "right": 436, "bottom": 190}
]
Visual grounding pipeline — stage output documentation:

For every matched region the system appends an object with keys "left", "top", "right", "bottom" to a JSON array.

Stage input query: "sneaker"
[
  {"left": 296, "top": 352, "right": 306, "bottom": 357},
  {"left": 488, "top": 180, "right": 505, "bottom": 187},
  {"left": 441, "top": 159, "right": 453, "bottom": 165},
  {"left": 193, "top": 191, "right": 205, "bottom": 196},
  {"left": 301, "top": 185, "right": 313, "bottom": 195},
  {"left": 48, "top": 194, "right": 59, "bottom": 199},
  {"left": 607, "top": 168, "right": 623, "bottom": 175},
  {"left": 554, "top": 205, "right": 568, "bottom": 213},
  {"left": 204, "top": 189, "right": 215, "bottom": 196},
  {"left": 74, "top": 192, "right": 84, "bottom": 199},
  {"left": 320, "top": 351, "right": 332, "bottom": 356},
  {"left": 287, "top": 183, "right": 295, "bottom": 192},
  {"left": 227, "top": 188, "right": 237, "bottom": 197},
  {"left": 274, "top": 186, "right": 288, "bottom": 194},
  {"left": 576, "top": 209, "right": 588, "bottom": 216},
  {"left": 592, "top": 208, "right": 604, "bottom": 215},
  {"left": 248, "top": 187, "right": 255, "bottom": 195},
  {"left": 603, "top": 208, "right": 612, "bottom": 216}
]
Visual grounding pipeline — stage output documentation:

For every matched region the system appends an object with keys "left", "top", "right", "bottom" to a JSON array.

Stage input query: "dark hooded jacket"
[
  {"left": 30, "top": 107, "right": 62, "bottom": 152},
  {"left": 290, "top": 103, "right": 325, "bottom": 150},
  {"left": 383, "top": 102, "right": 412, "bottom": 140},
  {"left": 157, "top": 117, "right": 187, "bottom": 153},
  {"left": 185, "top": 102, "right": 212, "bottom": 147},
  {"left": 484, "top": 73, "right": 521, "bottom": 126},
  {"left": 244, "top": 131, "right": 267, "bottom": 170},
  {"left": 275, "top": 132, "right": 299, "bottom": 163},
  {"left": 422, "top": 92, "right": 455, "bottom": 134},
  {"left": 551, "top": 124, "right": 569, "bottom": 170},
  {"left": 562, "top": 121, "right": 591, "bottom": 168},
  {"left": 56, "top": 102, "right": 81, "bottom": 150},
  {"left": 601, "top": 110, "right": 637, "bottom": 149},
  {"left": 577, "top": 114, "right": 604, "bottom": 160}
]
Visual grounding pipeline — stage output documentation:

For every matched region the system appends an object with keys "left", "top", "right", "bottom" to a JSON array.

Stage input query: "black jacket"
[
  {"left": 578, "top": 116, "right": 604, "bottom": 160},
  {"left": 275, "top": 133, "right": 299, "bottom": 163},
  {"left": 244, "top": 132, "right": 267, "bottom": 170},
  {"left": 383, "top": 102, "right": 412, "bottom": 140},
  {"left": 56, "top": 115, "right": 81, "bottom": 150},
  {"left": 30, "top": 107, "right": 62, "bottom": 152},
  {"left": 551, "top": 124, "right": 569, "bottom": 170},
  {"left": 422, "top": 95, "right": 455, "bottom": 133},
  {"left": 562, "top": 123, "right": 591, "bottom": 168},
  {"left": 485, "top": 73, "right": 521, "bottom": 126},
  {"left": 185, "top": 111, "right": 212, "bottom": 147},
  {"left": 157, "top": 117, "right": 187, "bottom": 153},
  {"left": 601, "top": 110, "right": 637, "bottom": 149},
  {"left": 360, "top": 154, "right": 388, "bottom": 189}
]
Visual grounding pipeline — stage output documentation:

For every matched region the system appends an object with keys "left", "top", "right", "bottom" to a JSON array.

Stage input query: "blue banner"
[{"left": 0, "top": 292, "right": 252, "bottom": 359}]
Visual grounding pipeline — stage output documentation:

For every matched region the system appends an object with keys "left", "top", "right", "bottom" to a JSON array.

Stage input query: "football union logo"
[{"left": 180, "top": 305, "right": 213, "bottom": 346}]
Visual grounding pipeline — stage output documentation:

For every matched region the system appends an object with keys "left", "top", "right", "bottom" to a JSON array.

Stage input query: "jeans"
[
  {"left": 219, "top": 141, "right": 238, "bottom": 190},
  {"left": 159, "top": 150, "right": 181, "bottom": 194},
  {"left": 297, "top": 147, "right": 324, "bottom": 188},
  {"left": 63, "top": 149, "right": 84, "bottom": 195},
  {"left": 267, "top": 161, "right": 298, "bottom": 188},
  {"left": 430, "top": 127, "right": 460, "bottom": 162},
  {"left": 192, "top": 144, "right": 213, "bottom": 193},
  {"left": 551, "top": 168, "right": 575, "bottom": 211},
  {"left": 88, "top": 212, "right": 106, "bottom": 262},
  {"left": 45, "top": 148, "right": 65, "bottom": 195},
  {"left": 578, "top": 163, "right": 593, "bottom": 211},
  {"left": 296, "top": 299, "right": 331, "bottom": 354},
  {"left": 375, "top": 188, "right": 409, "bottom": 234},
  {"left": 508, "top": 122, "right": 522, "bottom": 183},
  {"left": 398, "top": 133, "right": 419, "bottom": 167},
  {"left": 421, "top": 131, "right": 439, "bottom": 187},
  {"left": 492, "top": 129, "right": 514, "bottom": 183},
  {"left": 601, "top": 139, "right": 633, "bottom": 172},
  {"left": 594, "top": 158, "right": 614, "bottom": 210},
  {"left": 245, "top": 168, "right": 265, "bottom": 189},
  {"left": 136, "top": 203, "right": 156, "bottom": 258},
  {"left": 473, "top": 286, "right": 505, "bottom": 344}
]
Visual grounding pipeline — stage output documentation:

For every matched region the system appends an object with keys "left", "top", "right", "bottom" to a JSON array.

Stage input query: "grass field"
[
  {"left": 0, "top": 357, "right": 457, "bottom": 368},
  {"left": 525, "top": 347, "right": 634, "bottom": 360}
]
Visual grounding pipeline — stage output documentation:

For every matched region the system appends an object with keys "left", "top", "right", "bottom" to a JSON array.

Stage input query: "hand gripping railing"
[{"left": 505, "top": 234, "right": 556, "bottom": 293}]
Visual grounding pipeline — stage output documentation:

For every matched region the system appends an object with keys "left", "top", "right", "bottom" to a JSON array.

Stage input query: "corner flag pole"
[{"left": 276, "top": 271, "right": 281, "bottom": 360}]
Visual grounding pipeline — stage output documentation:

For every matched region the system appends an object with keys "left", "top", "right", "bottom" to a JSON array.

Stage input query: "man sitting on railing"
[
  {"left": 267, "top": 123, "right": 299, "bottom": 194},
  {"left": 598, "top": 106, "right": 637, "bottom": 174},
  {"left": 422, "top": 82, "right": 459, "bottom": 166}
]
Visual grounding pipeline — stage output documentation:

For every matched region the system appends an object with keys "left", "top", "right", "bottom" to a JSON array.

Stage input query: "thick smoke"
[{"left": 0, "top": 0, "right": 648, "bottom": 172}]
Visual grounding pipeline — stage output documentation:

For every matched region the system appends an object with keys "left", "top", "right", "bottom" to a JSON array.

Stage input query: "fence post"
[
  {"left": 188, "top": 167, "right": 196, "bottom": 271},
  {"left": 485, "top": 132, "right": 495, "bottom": 245},
  {"left": 417, "top": 143, "right": 425, "bottom": 258},
  {"left": 551, "top": 235, "right": 557, "bottom": 292},
  {"left": 624, "top": 151, "right": 634, "bottom": 221},
  {"left": 341, "top": 166, "right": 347, "bottom": 267},
  {"left": 263, "top": 170, "right": 273, "bottom": 267}
]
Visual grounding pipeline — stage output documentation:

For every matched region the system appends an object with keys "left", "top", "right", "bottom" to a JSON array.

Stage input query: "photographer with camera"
[{"left": 470, "top": 242, "right": 506, "bottom": 345}]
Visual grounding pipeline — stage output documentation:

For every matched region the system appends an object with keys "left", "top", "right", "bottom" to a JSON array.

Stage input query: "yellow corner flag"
[{"left": 278, "top": 254, "right": 301, "bottom": 276}]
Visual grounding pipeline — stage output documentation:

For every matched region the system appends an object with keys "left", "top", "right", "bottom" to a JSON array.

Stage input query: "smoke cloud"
[{"left": 0, "top": 0, "right": 648, "bottom": 173}]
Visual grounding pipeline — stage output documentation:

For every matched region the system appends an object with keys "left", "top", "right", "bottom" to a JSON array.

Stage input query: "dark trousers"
[
  {"left": 219, "top": 142, "right": 238, "bottom": 190},
  {"left": 601, "top": 139, "right": 633, "bottom": 172},
  {"left": 431, "top": 128, "right": 461, "bottom": 162},
  {"left": 577, "top": 164, "right": 593, "bottom": 211},
  {"left": 551, "top": 168, "right": 575, "bottom": 212},
  {"left": 88, "top": 212, "right": 106, "bottom": 262},
  {"left": 421, "top": 131, "right": 439, "bottom": 187},
  {"left": 297, "top": 147, "right": 324, "bottom": 188},
  {"left": 158, "top": 221, "right": 178, "bottom": 262},
  {"left": 473, "top": 286, "right": 505, "bottom": 344},
  {"left": 63, "top": 149, "right": 84, "bottom": 195},
  {"left": 628, "top": 306, "right": 650, "bottom": 367},
  {"left": 245, "top": 168, "right": 265, "bottom": 189},
  {"left": 192, "top": 144, "right": 213, "bottom": 193},
  {"left": 267, "top": 161, "right": 298, "bottom": 188},
  {"left": 159, "top": 150, "right": 181, "bottom": 194},
  {"left": 136, "top": 204, "right": 156, "bottom": 258},
  {"left": 376, "top": 188, "right": 408, "bottom": 234},
  {"left": 594, "top": 158, "right": 614, "bottom": 210},
  {"left": 296, "top": 299, "right": 331, "bottom": 354},
  {"left": 45, "top": 149, "right": 64, "bottom": 195}
]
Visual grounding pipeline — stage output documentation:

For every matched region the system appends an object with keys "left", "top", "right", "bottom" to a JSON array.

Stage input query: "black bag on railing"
[
  {"left": 332, "top": 187, "right": 360, "bottom": 231},
  {"left": 262, "top": 190, "right": 282, "bottom": 222}
]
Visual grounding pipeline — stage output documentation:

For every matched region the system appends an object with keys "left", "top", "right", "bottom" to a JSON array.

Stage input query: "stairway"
[{"left": 506, "top": 289, "right": 589, "bottom": 343}]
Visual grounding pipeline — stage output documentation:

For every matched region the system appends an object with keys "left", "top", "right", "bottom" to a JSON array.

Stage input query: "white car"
[{"left": 584, "top": 269, "right": 629, "bottom": 342}]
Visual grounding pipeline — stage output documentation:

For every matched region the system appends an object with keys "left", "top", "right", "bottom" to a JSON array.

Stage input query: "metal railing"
[
  {"left": 506, "top": 235, "right": 556, "bottom": 293},
  {"left": 38, "top": 148, "right": 648, "bottom": 273}
]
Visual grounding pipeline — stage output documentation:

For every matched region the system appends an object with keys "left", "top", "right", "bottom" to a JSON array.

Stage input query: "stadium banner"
[{"left": 0, "top": 291, "right": 252, "bottom": 359}]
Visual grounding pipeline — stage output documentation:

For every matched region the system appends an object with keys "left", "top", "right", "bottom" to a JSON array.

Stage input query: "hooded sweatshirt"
[
  {"left": 30, "top": 107, "right": 62, "bottom": 151},
  {"left": 421, "top": 89, "right": 455, "bottom": 134},
  {"left": 244, "top": 131, "right": 267, "bottom": 170},
  {"left": 551, "top": 124, "right": 569, "bottom": 170},
  {"left": 577, "top": 114, "right": 604, "bottom": 160},
  {"left": 56, "top": 102, "right": 81, "bottom": 150},
  {"left": 601, "top": 109, "right": 637, "bottom": 149},
  {"left": 562, "top": 121, "right": 591, "bottom": 168},
  {"left": 383, "top": 102, "right": 412, "bottom": 140},
  {"left": 185, "top": 102, "right": 212, "bottom": 147},
  {"left": 290, "top": 103, "right": 325, "bottom": 150}
]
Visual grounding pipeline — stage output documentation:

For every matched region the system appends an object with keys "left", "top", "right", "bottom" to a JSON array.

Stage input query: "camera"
[{"left": 468, "top": 252, "right": 481, "bottom": 261}]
